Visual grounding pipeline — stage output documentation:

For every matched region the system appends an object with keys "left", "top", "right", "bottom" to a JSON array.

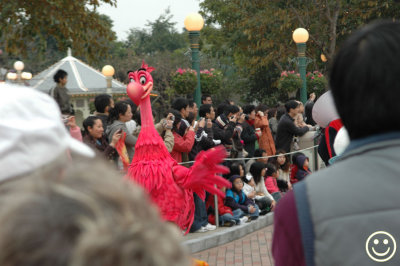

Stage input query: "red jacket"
[
  {"left": 170, "top": 130, "right": 195, "bottom": 163},
  {"left": 206, "top": 192, "right": 233, "bottom": 225}
]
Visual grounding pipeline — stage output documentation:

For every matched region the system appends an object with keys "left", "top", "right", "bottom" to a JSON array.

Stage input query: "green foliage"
[
  {"left": 278, "top": 71, "right": 302, "bottom": 93},
  {"left": 306, "top": 71, "right": 328, "bottom": 96},
  {"left": 170, "top": 69, "right": 197, "bottom": 95},
  {"left": 125, "top": 8, "right": 186, "bottom": 55},
  {"left": 199, "top": 0, "right": 400, "bottom": 105},
  {"left": 0, "top": 0, "right": 117, "bottom": 62},
  {"left": 200, "top": 68, "right": 222, "bottom": 95}
]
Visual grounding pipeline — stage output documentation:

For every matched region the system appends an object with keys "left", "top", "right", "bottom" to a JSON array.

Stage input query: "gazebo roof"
[{"left": 30, "top": 49, "right": 126, "bottom": 95}]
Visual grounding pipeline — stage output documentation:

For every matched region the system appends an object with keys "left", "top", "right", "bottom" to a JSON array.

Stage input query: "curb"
[{"left": 182, "top": 212, "right": 274, "bottom": 253}]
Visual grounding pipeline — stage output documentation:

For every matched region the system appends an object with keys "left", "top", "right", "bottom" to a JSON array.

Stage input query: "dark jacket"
[
  {"left": 189, "top": 126, "right": 215, "bottom": 161},
  {"left": 225, "top": 189, "right": 255, "bottom": 212},
  {"left": 241, "top": 120, "right": 258, "bottom": 158},
  {"left": 83, "top": 134, "right": 118, "bottom": 161},
  {"left": 51, "top": 84, "right": 72, "bottom": 114},
  {"left": 276, "top": 114, "right": 309, "bottom": 152},
  {"left": 212, "top": 114, "right": 236, "bottom": 145},
  {"left": 294, "top": 154, "right": 311, "bottom": 181}
]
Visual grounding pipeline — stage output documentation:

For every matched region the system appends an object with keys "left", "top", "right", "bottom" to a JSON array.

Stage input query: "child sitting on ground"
[
  {"left": 249, "top": 162, "right": 276, "bottom": 214},
  {"left": 265, "top": 163, "right": 282, "bottom": 202},
  {"left": 206, "top": 186, "right": 243, "bottom": 227},
  {"left": 225, "top": 175, "right": 259, "bottom": 221},
  {"left": 294, "top": 153, "right": 312, "bottom": 181}
]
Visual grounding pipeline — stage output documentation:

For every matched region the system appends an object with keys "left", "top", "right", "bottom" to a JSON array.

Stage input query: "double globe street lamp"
[
  {"left": 6, "top": 61, "right": 32, "bottom": 84},
  {"left": 184, "top": 13, "right": 204, "bottom": 108}
]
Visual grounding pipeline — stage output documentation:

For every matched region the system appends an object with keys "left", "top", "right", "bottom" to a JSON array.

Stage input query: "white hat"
[{"left": 0, "top": 83, "right": 94, "bottom": 181}]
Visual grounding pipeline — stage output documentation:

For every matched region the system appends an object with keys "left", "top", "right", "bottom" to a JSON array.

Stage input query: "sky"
[{"left": 98, "top": 0, "right": 201, "bottom": 41}]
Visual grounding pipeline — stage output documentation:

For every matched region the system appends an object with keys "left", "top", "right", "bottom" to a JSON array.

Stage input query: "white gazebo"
[{"left": 30, "top": 49, "right": 127, "bottom": 126}]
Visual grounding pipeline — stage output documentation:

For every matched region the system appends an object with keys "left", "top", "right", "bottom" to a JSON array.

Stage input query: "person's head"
[
  {"left": 330, "top": 20, "right": 400, "bottom": 140},
  {"left": 249, "top": 162, "right": 266, "bottom": 185},
  {"left": 243, "top": 104, "right": 256, "bottom": 120},
  {"left": 224, "top": 104, "right": 240, "bottom": 118},
  {"left": 0, "top": 159, "right": 189, "bottom": 266},
  {"left": 229, "top": 175, "right": 243, "bottom": 192},
  {"left": 170, "top": 110, "right": 182, "bottom": 132},
  {"left": 199, "top": 104, "right": 215, "bottom": 120},
  {"left": 188, "top": 100, "right": 198, "bottom": 118},
  {"left": 265, "top": 163, "right": 278, "bottom": 178},
  {"left": 108, "top": 101, "right": 132, "bottom": 123},
  {"left": 53, "top": 69, "right": 68, "bottom": 85},
  {"left": 94, "top": 94, "right": 114, "bottom": 114},
  {"left": 255, "top": 104, "right": 269, "bottom": 116},
  {"left": 276, "top": 105, "right": 286, "bottom": 121},
  {"left": 171, "top": 98, "right": 189, "bottom": 119},
  {"left": 284, "top": 100, "right": 300, "bottom": 117},
  {"left": 83, "top": 116, "right": 103, "bottom": 139},
  {"left": 229, "top": 162, "right": 245, "bottom": 177},
  {"left": 254, "top": 149, "right": 267, "bottom": 164},
  {"left": 309, "top": 92, "right": 316, "bottom": 101},
  {"left": 297, "top": 101, "right": 304, "bottom": 113},
  {"left": 125, "top": 99, "right": 137, "bottom": 116},
  {"left": 216, "top": 103, "right": 229, "bottom": 117},
  {"left": 243, "top": 173, "right": 255, "bottom": 187},
  {"left": 201, "top": 94, "right": 212, "bottom": 105},
  {"left": 293, "top": 153, "right": 309, "bottom": 169},
  {"left": 267, "top": 108, "right": 277, "bottom": 119}
]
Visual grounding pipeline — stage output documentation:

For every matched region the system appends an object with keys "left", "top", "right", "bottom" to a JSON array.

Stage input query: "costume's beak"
[{"left": 127, "top": 81, "right": 144, "bottom": 105}]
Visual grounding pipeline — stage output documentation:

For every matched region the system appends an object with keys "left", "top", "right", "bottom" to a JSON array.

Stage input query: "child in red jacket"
[
  {"left": 206, "top": 187, "right": 248, "bottom": 226},
  {"left": 265, "top": 163, "right": 282, "bottom": 202}
]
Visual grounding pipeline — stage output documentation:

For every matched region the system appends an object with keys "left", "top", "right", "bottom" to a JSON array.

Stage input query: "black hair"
[
  {"left": 249, "top": 162, "right": 266, "bottom": 185},
  {"left": 265, "top": 163, "right": 277, "bottom": 177},
  {"left": 276, "top": 105, "right": 286, "bottom": 121},
  {"left": 135, "top": 110, "right": 141, "bottom": 126},
  {"left": 125, "top": 99, "right": 137, "bottom": 114},
  {"left": 199, "top": 104, "right": 212, "bottom": 118},
  {"left": 201, "top": 94, "right": 211, "bottom": 103},
  {"left": 243, "top": 104, "right": 256, "bottom": 115},
  {"left": 170, "top": 110, "right": 182, "bottom": 131},
  {"left": 187, "top": 112, "right": 195, "bottom": 126},
  {"left": 267, "top": 107, "right": 277, "bottom": 118},
  {"left": 330, "top": 20, "right": 400, "bottom": 139},
  {"left": 82, "top": 116, "right": 101, "bottom": 135},
  {"left": 256, "top": 104, "right": 268, "bottom": 113},
  {"left": 53, "top": 69, "right": 67, "bottom": 83},
  {"left": 94, "top": 94, "right": 112, "bottom": 113},
  {"left": 171, "top": 98, "right": 189, "bottom": 113},
  {"left": 108, "top": 101, "right": 129, "bottom": 124},
  {"left": 229, "top": 162, "right": 245, "bottom": 177},
  {"left": 188, "top": 100, "right": 195, "bottom": 108},
  {"left": 254, "top": 149, "right": 266, "bottom": 158},
  {"left": 224, "top": 105, "right": 240, "bottom": 116},
  {"left": 268, "top": 149, "right": 290, "bottom": 172},
  {"left": 284, "top": 100, "right": 299, "bottom": 113},
  {"left": 216, "top": 103, "right": 229, "bottom": 117}
]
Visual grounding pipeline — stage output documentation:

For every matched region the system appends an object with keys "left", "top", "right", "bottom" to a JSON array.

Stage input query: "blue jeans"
[
  {"left": 232, "top": 206, "right": 259, "bottom": 220},
  {"left": 189, "top": 193, "right": 208, "bottom": 232}
]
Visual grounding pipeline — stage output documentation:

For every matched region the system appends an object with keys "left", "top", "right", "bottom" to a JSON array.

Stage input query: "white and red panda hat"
[{"left": 0, "top": 83, "right": 94, "bottom": 182}]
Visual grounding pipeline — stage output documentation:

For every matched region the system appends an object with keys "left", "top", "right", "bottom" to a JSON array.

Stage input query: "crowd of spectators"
[{"left": 49, "top": 71, "right": 318, "bottom": 232}]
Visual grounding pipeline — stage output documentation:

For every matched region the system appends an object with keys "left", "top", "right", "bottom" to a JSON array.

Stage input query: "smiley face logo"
[{"left": 366, "top": 231, "right": 396, "bottom": 262}]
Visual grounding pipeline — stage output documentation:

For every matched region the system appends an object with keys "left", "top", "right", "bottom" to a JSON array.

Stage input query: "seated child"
[
  {"left": 225, "top": 175, "right": 259, "bottom": 221},
  {"left": 294, "top": 154, "right": 312, "bottom": 181},
  {"left": 249, "top": 162, "right": 276, "bottom": 213},
  {"left": 206, "top": 187, "right": 244, "bottom": 227},
  {"left": 265, "top": 163, "right": 282, "bottom": 202}
]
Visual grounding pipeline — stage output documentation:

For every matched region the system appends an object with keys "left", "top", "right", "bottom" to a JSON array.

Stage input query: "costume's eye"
[
  {"left": 130, "top": 78, "right": 134, "bottom": 83},
  {"left": 140, "top": 76, "right": 147, "bottom": 85}
]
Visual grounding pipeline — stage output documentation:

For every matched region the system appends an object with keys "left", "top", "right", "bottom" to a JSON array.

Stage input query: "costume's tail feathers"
[{"left": 184, "top": 146, "right": 231, "bottom": 200}]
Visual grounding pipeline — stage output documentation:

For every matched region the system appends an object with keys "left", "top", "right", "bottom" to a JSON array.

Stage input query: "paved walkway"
[{"left": 192, "top": 225, "right": 274, "bottom": 266}]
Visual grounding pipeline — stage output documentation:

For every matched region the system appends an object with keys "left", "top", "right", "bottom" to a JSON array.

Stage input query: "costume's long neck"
[{"left": 140, "top": 96, "right": 154, "bottom": 129}]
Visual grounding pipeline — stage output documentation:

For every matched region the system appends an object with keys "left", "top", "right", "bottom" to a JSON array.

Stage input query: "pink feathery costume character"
[{"left": 126, "top": 62, "right": 231, "bottom": 233}]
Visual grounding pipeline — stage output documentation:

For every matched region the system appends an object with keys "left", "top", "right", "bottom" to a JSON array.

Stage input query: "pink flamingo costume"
[{"left": 126, "top": 62, "right": 231, "bottom": 233}]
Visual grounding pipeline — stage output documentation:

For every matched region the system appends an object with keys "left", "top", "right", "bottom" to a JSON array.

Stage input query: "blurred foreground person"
[
  {"left": 0, "top": 159, "right": 190, "bottom": 266},
  {"left": 0, "top": 84, "right": 94, "bottom": 182},
  {"left": 273, "top": 20, "right": 400, "bottom": 266}
]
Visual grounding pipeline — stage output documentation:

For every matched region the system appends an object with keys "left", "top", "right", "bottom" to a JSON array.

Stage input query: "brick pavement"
[{"left": 193, "top": 225, "right": 274, "bottom": 266}]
